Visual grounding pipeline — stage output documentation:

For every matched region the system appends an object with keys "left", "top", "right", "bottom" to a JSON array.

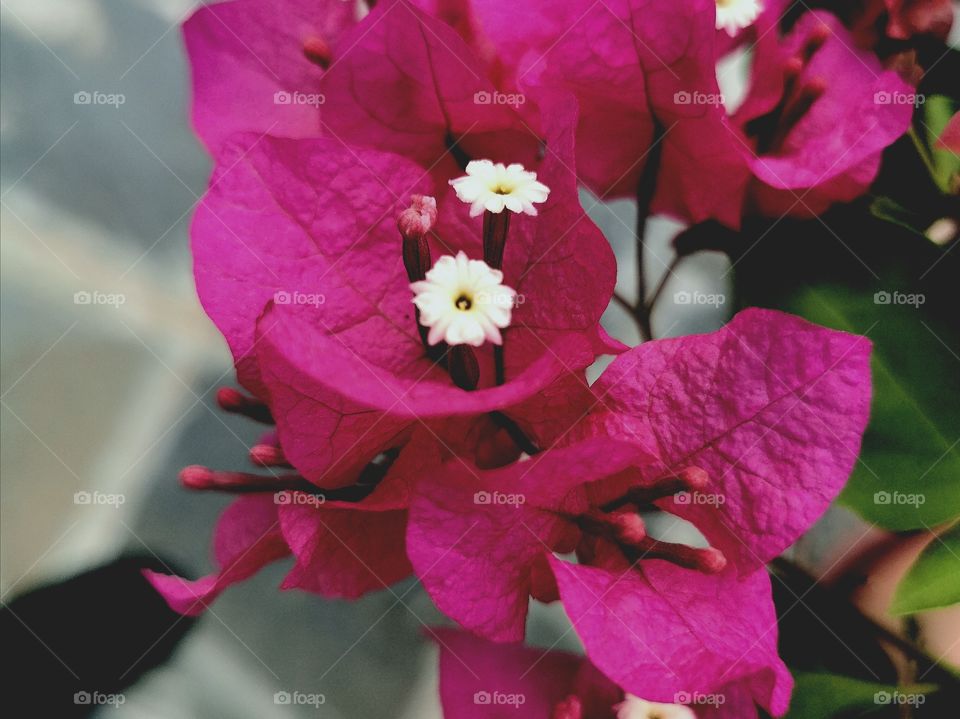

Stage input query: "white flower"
[
  {"left": 410, "top": 251, "right": 516, "bottom": 347},
  {"left": 715, "top": 0, "right": 763, "bottom": 36},
  {"left": 448, "top": 160, "right": 550, "bottom": 217},
  {"left": 615, "top": 695, "right": 697, "bottom": 719}
]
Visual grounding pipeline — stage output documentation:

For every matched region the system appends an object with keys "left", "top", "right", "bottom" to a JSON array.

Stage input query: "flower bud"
[
  {"left": 398, "top": 195, "right": 438, "bottom": 239},
  {"left": 302, "top": 36, "right": 332, "bottom": 69},
  {"left": 551, "top": 695, "right": 583, "bottom": 719},
  {"left": 399, "top": 195, "right": 437, "bottom": 282}
]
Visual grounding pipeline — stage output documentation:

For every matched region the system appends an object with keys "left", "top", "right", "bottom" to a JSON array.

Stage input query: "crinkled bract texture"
[
  {"left": 407, "top": 438, "right": 655, "bottom": 641},
  {"left": 406, "top": 309, "right": 870, "bottom": 717},
  {"left": 550, "top": 558, "right": 792, "bottom": 715},
  {"left": 580, "top": 308, "right": 873, "bottom": 574},
  {"left": 194, "top": 90, "right": 615, "bottom": 484}
]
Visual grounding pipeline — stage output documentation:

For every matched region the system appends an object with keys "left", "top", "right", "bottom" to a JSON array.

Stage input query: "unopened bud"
[
  {"left": 576, "top": 509, "right": 646, "bottom": 546},
  {"left": 552, "top": 695, "right": 583, "bottom": 719},
  {"left": 399, "top": 195, "right": 437, "bottom": 282},
  {"left": 249, "top": 444, "right": 289, "bottom": 467},
  {"left": 805, "top": 22, "right": 830, "bottom": 57},
  {"left": 216, "top": 387, "right": 274, "bottom": 424},
  {"left": 398, "top": 195, "right": 438, "bottom": 239},
  {"left": 607, "top": 510, "right": 647, "bottom": 545},
  {"left": 303, "top": 36, "right": 332, "bottom": 69},
  {"left": 613, "top": 466, "right": 711, "bottom": 507},
  {"left": 926, "top": 217, "right": 958, "bottom": 246},
  {"left": 631, "top": 537, "right": 728, "bottom": 574}
]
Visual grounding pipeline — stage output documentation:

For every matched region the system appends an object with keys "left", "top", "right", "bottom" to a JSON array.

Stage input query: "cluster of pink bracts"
[{"left": 144, "top": 0, "right": 950, "bottom": 716}]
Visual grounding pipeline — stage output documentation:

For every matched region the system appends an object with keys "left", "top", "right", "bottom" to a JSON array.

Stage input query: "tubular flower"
[
  {"left": 449, "top": 160, "right": 551, "bottom": 216},
  {"left": 715, "top": 0, "right": 763, "bottom": 36},
  {"left": 411, "top": 252, "right": 516, "bottom": 346}
]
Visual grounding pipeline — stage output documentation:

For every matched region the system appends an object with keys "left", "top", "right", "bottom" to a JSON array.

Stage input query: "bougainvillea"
[{"left": 138, "top": 0, "right": 954, "bottom": 715}]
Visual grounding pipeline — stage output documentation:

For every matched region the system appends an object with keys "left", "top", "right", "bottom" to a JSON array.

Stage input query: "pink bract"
[
  {"left": 183, "top": 0, "right": 359, "bottom": 151},
  {"left": 194, "top": 102, "right": 615, "bottom": 484},
  {"left": 434, "top": 628, "right": 622, "bottom": 718},
  {"left": 145, "top": 432, "right": 437, "bottom": 612},
  {"left": 406, "top": 309, "right": 870, "bottom": 716}
]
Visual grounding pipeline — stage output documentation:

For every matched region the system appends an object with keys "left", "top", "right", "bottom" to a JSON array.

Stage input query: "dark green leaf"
[
  {"left": 784, "top": 673, "right": 936, "bottom": 719},
  {"left": 734, "top": 211, "right": 960, "bottom": 531},
  {"left": 891, "top": 523, "right": 960, "bottom": 615}
]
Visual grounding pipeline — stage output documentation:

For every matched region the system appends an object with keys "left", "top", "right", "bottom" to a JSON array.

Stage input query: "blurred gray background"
[{"left": 0, "top": 1, "right": 739, "bottom": 716}]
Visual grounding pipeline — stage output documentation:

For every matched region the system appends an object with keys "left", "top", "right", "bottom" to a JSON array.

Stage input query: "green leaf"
[
  {"left": 733, "top": 213, "right": 960, "bottom": 531},
  {"left": 868, "top": 196, "right": 926, "bottom": 238},
  {"left": 923, "top": 95, "right": 959, "bottom": 194},
  {"left": 783, "top": 282, "right": 960, "bottom": 530},
  {"left": 784, "top": 673, "right": 936, "bottom": 719},
  {"left": 891, "top": 523, "right": 960, "bottom": 615}
]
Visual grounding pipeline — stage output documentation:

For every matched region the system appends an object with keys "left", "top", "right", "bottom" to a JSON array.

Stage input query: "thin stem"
[
  {"left": 483, "top": 209, "right": 510, "bottom": 386},
  {"left": 635, "top": 218, "right": 651, "bottom": 341},
  {"left": 634, "top": 122, "right": 665, "bottom": 341},
  {"left": 645, "top": 255, "right": 682, "bottom": 315},
  {"left": 771, "top": 557, "right": 960, "bottom": 691},
  {"left": 612, "top": 292, "right": 635, "bottom": 314}
]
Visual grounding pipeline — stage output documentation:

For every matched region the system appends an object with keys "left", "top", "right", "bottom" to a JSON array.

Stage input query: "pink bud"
[
  {"left": 397, "top": 195, "right": 438, "bottom": 239},
  {"left": 551, "top": 695, "right": 583, "bottom": 719},
  {"left": 608, "top": 510, "right": 647, "bottom": 545},
  {"left": 249, "top": 444, "right": 289, "bottom": 467},
  {"left": 303, "top": 36, "right": 331, "bottom": 69},
  {"left": 399, "top": 196, "right": 437, "bottom": 282}
]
